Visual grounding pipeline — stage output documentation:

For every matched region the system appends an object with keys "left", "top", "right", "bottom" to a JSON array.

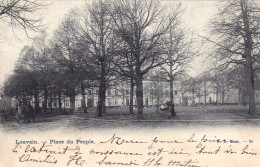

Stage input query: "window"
[
  {"left": 65, "top": 100, "right": 70, "bottom": 107},
  {"left": 126, "top": 89, "right": 130, "bottom": 95},
  {"left": 175, "top": 90, "right": 178, "bottom": 95},
  {"left": 126, "top": 97, "right": 130, "bottom": 106},
  {"left": 53, "top": 102, "right": 57, "bottom": 108},
  {"left": 87, "top": 99, "right": 93, "bottom": 108},
  {"left": 88, "top": 90, "right": 92, "bottom": 94},
  {"left": 48, "top": 102, "right": 51, "bottom": 108},
  {"left": 76, "top": 100, "right": 81, "bottom": 107},
  {"left": 108, "top": 99, "right": 111, "bottom": 106},
  {"left": 115, "top": 90, "right": 118, "bottom": 96},
  {"left": 115, "top": 99, "right": 118, "bottom": 105},
  {"left": 108, "top": 90, "right": 111, "bottom": 96},
  {"left": 145, "top": 98, "right": 149, "bottom": 106}
]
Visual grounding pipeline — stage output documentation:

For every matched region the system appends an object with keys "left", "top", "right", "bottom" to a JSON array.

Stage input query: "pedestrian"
[
  {"left": 28, "top": 102, "right": 35, "bottom": 122},
  {"left": 21, "top": 102, "right": 29, "bottom": 124}
]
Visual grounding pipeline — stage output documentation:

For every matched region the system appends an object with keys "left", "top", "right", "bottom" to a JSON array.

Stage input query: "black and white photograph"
[{"left": 0, "top": 0, "right": 260, "bottom": 167}]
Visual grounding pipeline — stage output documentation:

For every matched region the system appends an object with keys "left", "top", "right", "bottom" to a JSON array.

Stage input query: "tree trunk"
[
  {"left": 81, "top": 81, "right": 87, "bottom": 113},
  {"left": 43, "top": 86, "right": 48, "bottom": 114},
  {"left": 58, "top": 88, "right": 62, "bottom": 113},
  {"left": 204, "top": 94, "right": 207, "bottom": 105},
  {"left": 122, "top": 90, "right": 125, "bottom": 106},
  {"left": 136, "top": 74, "right": 144, "bottom": 119},
  {"left": 96, "top": 83, "right": 103, "bottom": 117},
  {"left": 192, "top": 90, "right": 195, "bottom": 107},
  {"left": 204, "top": 79, "right": 207, "bottom": 105},
  {"left": 63, "top": 98, "right": 66, "bottom": 111},
  {"left": 33, "top": 88, "right": 39, "bottom": 113},
  {"left": 238, "top": 87, "right": 242, "bottom": 105},
  {"left": 169, "top": 79, "right": 176, "bottom": 117},
  {"left": 168, "top": 25, "right": 176, "bottom": 117},
  {"left": 129, "top": 78, "right": 134, "bottom": 115},
  {"left": 181, "top": 94, "right": 184, "bottom": 105},
  {"left": 216, "top": 91, "right": 219, "bottom": 105},
  {"left": 241, "top": 1, "right": 256, "bottom": 116},
  {"left": 102, "top": 82, "right": 106, "bottom": 115},
  {"left": 157, "top": 82, "right": 160, "bottom": 106},
  {"left": 102, "top": 92, "right": 106, "bottom": 115},
  {"left": 245, "top": 56, "right": 256, "bottom": 116},
  {"left": 70, "top": 88, "right": 75, "bottom": 113},
  {"left": 96, "top": 65, "right": 105, "bottom": 117},
  {"left": 70, "top": 96, "right": 75, "bottom": 113},
  {"left": 50, "top": 92, "right": 53, "bottom": 113},
  {"left": 97, "top": 0, "right": 107, "bottom": 117},
  {"left": 222, "top": 91, "right": 225, "bottom": 104}
]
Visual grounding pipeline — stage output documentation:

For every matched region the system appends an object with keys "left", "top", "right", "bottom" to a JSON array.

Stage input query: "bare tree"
[
  {"left": 110, "top": 0, "right": 178, "bottom": 119},
  {"left": 185, "top": 77, "right": 200, "bottom": 107},
  {"left": 52, "top": 12, "right": 79, "bottom": 113},
  {"left": 7, "top": 45, "right": 41, "bottom": 103},
  {"left": 195, "top": 72, "right": 213, "bottom": 105},
  {"left": 148, "top": 71, "right": 165, "bottom": 107},
  {"left": 111, "top": 42, "right": 136, "bottom": 114},
  {"left": 178, "top": 74, "right": 191, "bottom": 106},
  {"left": 74, "top": 0, "right": 119, "bottom": 117},
  {"left": 5, "top": 38, "right": 56, "bottom": 114},
  {"left": 226, "top": 65, "right": 248, "bottom": 104},
  {"left": 73, "top": 41, "right": 98, "bottom": 113},
  {"left": 32, "top": 31, "right": 57, "bottom": 114},
  {"left": 207, "top": 0, "right": 260, "bottom": 116},
  {"left": 0, "top": 0, "right": 46, "bottom": 35},
  {"left": 159, "top": 7, "right": 197, "bottom": 117},
  {"left": 211, "top": 69, "right": 233, "bottom": 104},
  {"left": 49, "top": 45, "right": 68, "bottom": 113}
]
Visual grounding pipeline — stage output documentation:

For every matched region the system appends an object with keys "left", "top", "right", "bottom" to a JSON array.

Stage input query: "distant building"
[{"left": 25, "top": 78, "right": 260, "bottom": 110}]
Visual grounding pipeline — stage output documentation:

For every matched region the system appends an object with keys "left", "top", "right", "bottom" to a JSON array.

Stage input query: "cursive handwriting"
[
  {"left": 97, "top": 156, "right": 139, "bottom": 166},
  {"left": 148, "top": 137, "right": 183, "bottom": 149},
  {"left": 19, "top": 153, "right": 57, "bottom": 164},
  {"left": 100, "top": 134, "right": 148, "bottom": 145},
  {"left": 90, "top": 149, "right": 142, "bottom": 156},
  {"left": 11, "top": 134, "right": 258, "bottom": 166},
  {"left": 25, "top": 143, "right": 70, "bottom": 154}
]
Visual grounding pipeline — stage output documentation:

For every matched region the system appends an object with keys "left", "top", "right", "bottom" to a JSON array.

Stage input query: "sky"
[{"left": 0, "top": 0, "right": 218, "bottom": 85}]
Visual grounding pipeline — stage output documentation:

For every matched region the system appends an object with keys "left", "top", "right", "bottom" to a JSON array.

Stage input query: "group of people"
[{"left": 15, "top": 101, "right": 36, "bottom": 124}]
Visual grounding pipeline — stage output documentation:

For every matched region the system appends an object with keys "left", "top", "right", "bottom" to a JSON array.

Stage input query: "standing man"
[{"left": 28, "top": 102, "right": 35, "bottom": 123}]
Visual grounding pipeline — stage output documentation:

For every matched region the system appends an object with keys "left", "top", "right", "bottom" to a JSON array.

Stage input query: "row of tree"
[
  {"left": 207, "top": 0, "right": 260, "bottom": 116},
  {"left": 2, "top": 0, "right": 260, "bottom": 118},
  {"left": 3, "top": 0, "right": 196, "bottom": 119},
  {"left": 180, "top": 66, "right": 254, "bottom": 106},
  {"left": 147, "top": 65, "right": 257, "bottom": 107}
]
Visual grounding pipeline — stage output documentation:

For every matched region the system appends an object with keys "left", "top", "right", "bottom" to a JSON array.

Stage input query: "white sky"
[{"left": 0, "top": 0, "right": 218, "bottom": 85}]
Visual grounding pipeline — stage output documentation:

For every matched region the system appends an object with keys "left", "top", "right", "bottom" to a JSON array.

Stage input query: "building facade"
[{"left": 28, "top": 79, "right": 260, "bottom": 110}]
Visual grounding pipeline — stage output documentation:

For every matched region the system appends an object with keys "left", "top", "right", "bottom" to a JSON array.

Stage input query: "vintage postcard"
[{"left": 0, "top": 0, "right": 260, "bottom": 166}]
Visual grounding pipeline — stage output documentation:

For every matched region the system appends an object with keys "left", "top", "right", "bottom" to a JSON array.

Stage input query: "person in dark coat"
[
  {"left": 22, "top": 102, "right": 29, "bottom": 124},
  {"left": 28, "top": 102, "right": 35, "bottom": 123}
]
